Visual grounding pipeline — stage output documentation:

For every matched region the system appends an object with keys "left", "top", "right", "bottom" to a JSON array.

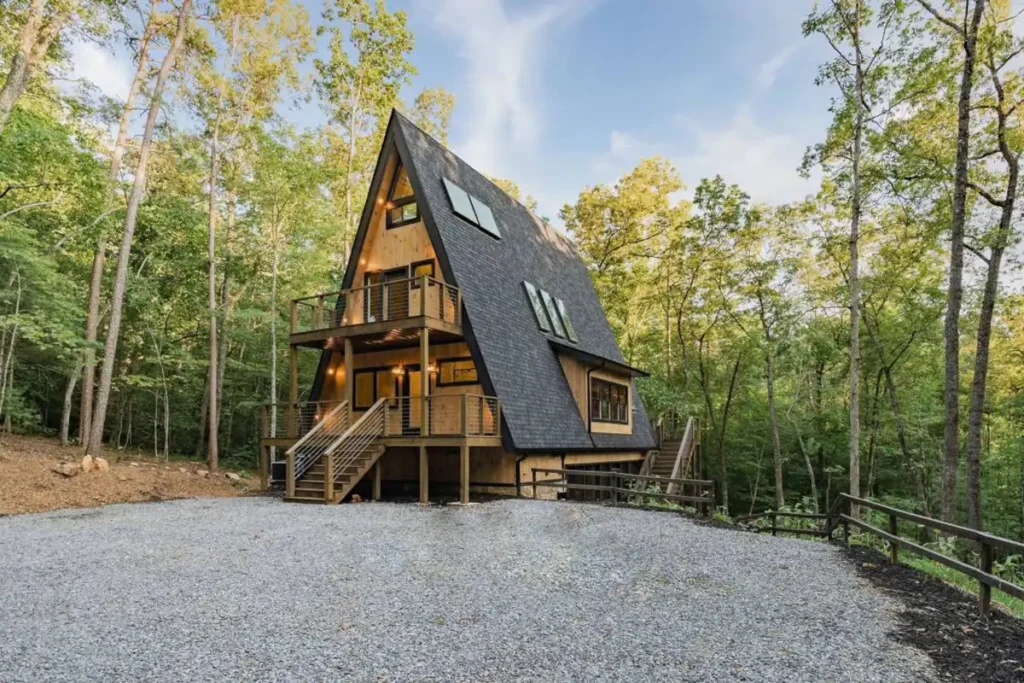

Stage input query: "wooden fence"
[
  {"left": 742, "top": 492, "right": 1024, "bottom": 617},
  {"left": 526, "top": 468, "right": 715, "bottom": 514}
]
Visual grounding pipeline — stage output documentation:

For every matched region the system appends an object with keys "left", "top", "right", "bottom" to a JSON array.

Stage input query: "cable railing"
[
  {"left": 261, "top": 399, "right": 345, "bottom": 440},
  {"left": 291, "top": 276, "right": 461, "bottom": 335},
  {"left": 380, "top": 394, "right": 500, "bottom": 437},
  {"left": 327, "top": 398, "right": 387, "bottom": 486},
  {"left": 284, "top": 401, "right": 349, "bottom": 495}
]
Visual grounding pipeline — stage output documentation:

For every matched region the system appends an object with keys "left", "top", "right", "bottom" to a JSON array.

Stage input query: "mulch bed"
[{"left": 842, "top": 544, "right": 1024, "bottom": 682}]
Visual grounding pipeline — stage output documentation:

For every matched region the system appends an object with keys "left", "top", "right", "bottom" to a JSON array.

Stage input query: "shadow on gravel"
[{"left": 843, "top": 545, "right": 1024, "bottom": 682}]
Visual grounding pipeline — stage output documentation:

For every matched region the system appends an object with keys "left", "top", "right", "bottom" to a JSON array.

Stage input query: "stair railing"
[
  {"left": 666, "top": 417, "right": 697, "bottom": 496},
  {"left": 326, "top": 397, "right": 387, "bottom": 487},
  {"left": 285, "top": 400, "right": 349, "bottom": 497}
]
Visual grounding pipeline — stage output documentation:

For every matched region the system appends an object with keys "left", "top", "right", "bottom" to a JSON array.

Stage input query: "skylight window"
[
  {"left": 540, "top": 289, "right": 566, "bottom": 338},
  {"left": 523, "top": 281, "right": 550, "bottom": 332},
  {"left": 443, "top": 177, "right": 501, "bottom": 239},
  {"left": 470, "top": 196, "right": 501, "bottom": 238},
  {"left": 555, "top": 298, "right": 578, "bottom": 342}
]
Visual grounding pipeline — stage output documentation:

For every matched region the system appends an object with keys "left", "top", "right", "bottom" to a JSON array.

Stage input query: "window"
[
  {"left": 590, "top": 378, "right": 629, "bottom": 425},
  {"left": 555, "top": 298, "right": 578, "bottom": 342},
  {"left": 523, "top": 281, "right": 550, "bottom": 332},
  {"left": 437, "top": 358, "right": 478, "bottom": 386},
  {"left": 410, "top": 260, "right": 434, "bottom": 289},
  {"left": 354, "top": 368, "right": 397, "bottom": 409},
  {"left": 386, "top": 163, "right": 419, "bottom": 228},
  {"left": 443, "top": 177, "right": 501, "bottom": 239},
  {"left": 540, "top": 289, "right": 566, "bottom": 338},
  {"left": 470, "top": 196, "right": 501, "bottom": 238}
]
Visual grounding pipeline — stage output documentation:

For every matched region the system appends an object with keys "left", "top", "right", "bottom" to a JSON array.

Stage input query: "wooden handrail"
[
  {"left": 292, "top": 276, "right": 455, "bottom": 309},
  {"left": 526, "top": 467, "right": 714, "bottom": 512}
]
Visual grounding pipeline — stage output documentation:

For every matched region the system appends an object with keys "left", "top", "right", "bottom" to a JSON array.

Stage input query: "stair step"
[{"left": 283, "top": 496, "right": 330, "bottom": 504}]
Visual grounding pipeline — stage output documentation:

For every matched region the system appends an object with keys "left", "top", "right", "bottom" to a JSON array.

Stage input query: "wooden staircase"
[
  {"left": 651, "top": 439, "right": 681, "bottom": 478},
  {"left": 289, "top": 443, "right": 386, "bottom": 503},
  {"left": 285, "top": 397, "right": 388, "bottom": 504}
]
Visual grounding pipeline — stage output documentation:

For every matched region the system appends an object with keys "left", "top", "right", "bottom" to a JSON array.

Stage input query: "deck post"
[
  {"left": 290, "top": 299, "right": 297, "bottom": 334},
  {"left": 372, "top": 461, "right": 382, "bottom": 501},
  {"left": 420, "top": 276, "right": 428, "bottom": 316},
  {"left": 324, "top": 451, "right": 335, "bottom": 503},
  {"left": 344, "top": 338, "right": 354, "bottom": 425},
  {"left": 888, "top": 513, "right": 899, "bottom": 564},
  {"left": 285, "top": 451, "right": 295, "bottom": 499},
  {"left": 258, "top": 444, "right": 269, "bottom": 490},
  {"left": 460, "top": 444, "right": 470, "bottom": 504},
  {"left": 420, "top": 327, "right": 430, "bottom": 437},
  {"left": 419, "top": 445, "right": 429, "bottom": 504},
  {"left": 460, "top": 394, "right": 469, "bottom": 436},
  {"left": 288, "top": 347, "right": 298, "bottom": 438}
]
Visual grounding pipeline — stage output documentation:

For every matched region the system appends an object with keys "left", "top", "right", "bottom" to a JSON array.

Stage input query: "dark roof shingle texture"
[{"left": 395, "top": 113, "right": 656, "bottom": 452}]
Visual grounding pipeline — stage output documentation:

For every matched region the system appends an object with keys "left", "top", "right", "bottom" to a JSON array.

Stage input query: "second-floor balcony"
[{"left": 290, "top": 275, "right": 462, "bottom": 347}]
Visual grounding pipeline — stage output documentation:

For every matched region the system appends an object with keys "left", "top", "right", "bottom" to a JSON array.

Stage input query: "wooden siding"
[{"left": 556, "top": 354, "right": 634, "bottom": 435}]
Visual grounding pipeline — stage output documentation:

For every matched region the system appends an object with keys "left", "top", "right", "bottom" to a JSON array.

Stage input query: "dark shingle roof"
[{"left": 390, "top": 112, "right": 655, "bottom": 452}]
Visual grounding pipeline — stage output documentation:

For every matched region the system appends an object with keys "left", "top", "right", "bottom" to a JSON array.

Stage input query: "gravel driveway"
[{"left": 0, "top": 498, "right": 934, "bottom": 682}]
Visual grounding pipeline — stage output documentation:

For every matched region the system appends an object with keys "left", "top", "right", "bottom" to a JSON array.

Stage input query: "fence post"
[
  {"left": 979, "top": 541, "right": 993, "bottom": 617},
  {"left": 770, "top": 511, "right": 777, "bottom": 537},
  {"left": 610, "top": 472, "right": 619, "bottom": 505},
  {"left": 532, "top": 469, "right": 538, "bottom": 500},
  {"left": 258, "top": 445, "right": 269, "bottom": 491},
  {"left": 888, "top": 513, "right": 899, "bottom": 564}
]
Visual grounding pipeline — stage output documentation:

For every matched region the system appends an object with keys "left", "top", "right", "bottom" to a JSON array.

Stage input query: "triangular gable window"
[{"left": 386, "top": 162, "right": 419, "bottom": 228}]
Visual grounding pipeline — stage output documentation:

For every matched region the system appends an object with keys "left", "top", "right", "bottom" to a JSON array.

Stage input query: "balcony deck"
[{"left": 289, "top": 275, "right": 462, "bottom": 349}]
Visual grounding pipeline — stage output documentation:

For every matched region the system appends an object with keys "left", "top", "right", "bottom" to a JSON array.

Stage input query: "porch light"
[
  {"left": 326, "top": 367, "right": 335, "bottom": 376},
  {"left": 427, "top": 362, "right": 438, "bottom": 376},
  {"left": 391, "top": 365, "right": 404, "bottom": 377}
]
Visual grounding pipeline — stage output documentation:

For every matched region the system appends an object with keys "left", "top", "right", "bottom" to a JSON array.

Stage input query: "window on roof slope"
[
  {"left": 470, "top": 196, "right": 501, "bottom": 238},
  {"left": 540, "top": 289, "right": 566, "bottom": 338},
  {"left": 443, "top": 177, "right": 501, "bottom": 239},
  {"left": 555, "top": 298, "right": 578, "bottom": 342},
  {"left": 523, "top": 281, "right": 550, "bottom": 332}
]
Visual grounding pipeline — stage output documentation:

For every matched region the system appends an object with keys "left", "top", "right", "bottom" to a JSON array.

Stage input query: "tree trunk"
[
  {"left": 269, "top": 240, "right": 280, "bottom": 453},
  {"left": 716, "top": 355, "right": 741, "bottom": 515},
  {"left": 848, "top": 0, "right": 864, "bottom": 518},
  {"left": 60, "top": 361, "right": 81, "bottom": 445},
  {"left": 765, "top": 350, "right": 784, "bottom": 509},
  {"left": 0, "top": 0, "right": 70, "bottom": 134},
  {"left": 80, "top": 6, "right": 157, "bottom": 447},
  {"left": 940, "top": 0, "right": 987, "bottom": 523},
  {"left": 86, "top": 0, "right": 192, "bottom": 457},
  {"left": 964, "top": 54, "right": 1019, "bottom": 531}
]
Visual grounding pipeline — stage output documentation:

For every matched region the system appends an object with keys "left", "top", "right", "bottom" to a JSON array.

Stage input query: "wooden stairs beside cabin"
[
  {"left": 287, "top": 444, "right": 386, "bottom": 503},
  {"left": 284, "top": 398, "right": 389, "bottom": 504}
]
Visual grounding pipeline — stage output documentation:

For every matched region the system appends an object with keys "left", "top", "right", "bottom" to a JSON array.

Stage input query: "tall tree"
[
  {"left": 917, "top": 0, "right": 988, "bottom": 522},
  {"left": 81, "top": 3, "right": 161, "bottom": 447},
  {"left": 86, "top": 0, "right": 193, "bottom": 456}
]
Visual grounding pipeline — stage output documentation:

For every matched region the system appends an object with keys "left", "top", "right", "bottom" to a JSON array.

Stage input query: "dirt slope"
[{"left": 0, "top": 434, "right": 259, "bottom": 515}]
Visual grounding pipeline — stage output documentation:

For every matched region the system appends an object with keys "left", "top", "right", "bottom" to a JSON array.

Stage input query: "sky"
[{"left": 69, "top": 0, "right": 837, "bottom": 223}]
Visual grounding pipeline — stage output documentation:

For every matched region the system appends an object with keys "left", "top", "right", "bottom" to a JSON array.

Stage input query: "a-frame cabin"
[{"left": 260, "top": 110, "right": 657, "bottom": 503}]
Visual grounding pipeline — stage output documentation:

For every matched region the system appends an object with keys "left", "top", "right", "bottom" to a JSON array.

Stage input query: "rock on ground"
[{"left": 0, "top": 497, "right": 936, "bottom": 682}]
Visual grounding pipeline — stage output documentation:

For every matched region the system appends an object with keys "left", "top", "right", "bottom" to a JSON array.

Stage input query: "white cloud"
[
  {"left": 69, "top": 39, "right": 132, "bottom": 102},
  {"left": 674, "top": 106, "right": 818, "bottom": 204},
  {"left": 430, "top": 0, "right": 582, "bottom": 174},
  {"left": 754, "top": 42, "right": 801, "bottom": 90}
]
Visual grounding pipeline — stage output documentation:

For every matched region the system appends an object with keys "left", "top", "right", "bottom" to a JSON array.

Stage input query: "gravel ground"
[{"left": 0, "top": 498, "right": 935, "bottom": 682}]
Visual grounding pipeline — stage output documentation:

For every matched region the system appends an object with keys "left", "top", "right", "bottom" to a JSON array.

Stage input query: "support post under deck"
[
  {"left": 460, "top": 444, "right": 470, "bottom": 504},
  {"left": 419, "top": 445, "right": 429, "bottom": 504}
]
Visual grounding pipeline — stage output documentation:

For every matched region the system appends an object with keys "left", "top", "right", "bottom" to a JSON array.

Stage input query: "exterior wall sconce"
[
  {"left": 391, "top": 365, "right": 404, "bottom": 377},
  {"left": 427, "top": 362, "right": 438, "bottom": 377}
]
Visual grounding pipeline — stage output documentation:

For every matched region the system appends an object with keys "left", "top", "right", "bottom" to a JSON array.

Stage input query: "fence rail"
[
  {"left": 742, "top": 493, "right": 1024, "bottom": 617},
  {"left": 291, "top": 275, "right": 460, "bottom": 335},
  {"left": 525, "top": 468, "right": 715, "bottom": 513}
]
